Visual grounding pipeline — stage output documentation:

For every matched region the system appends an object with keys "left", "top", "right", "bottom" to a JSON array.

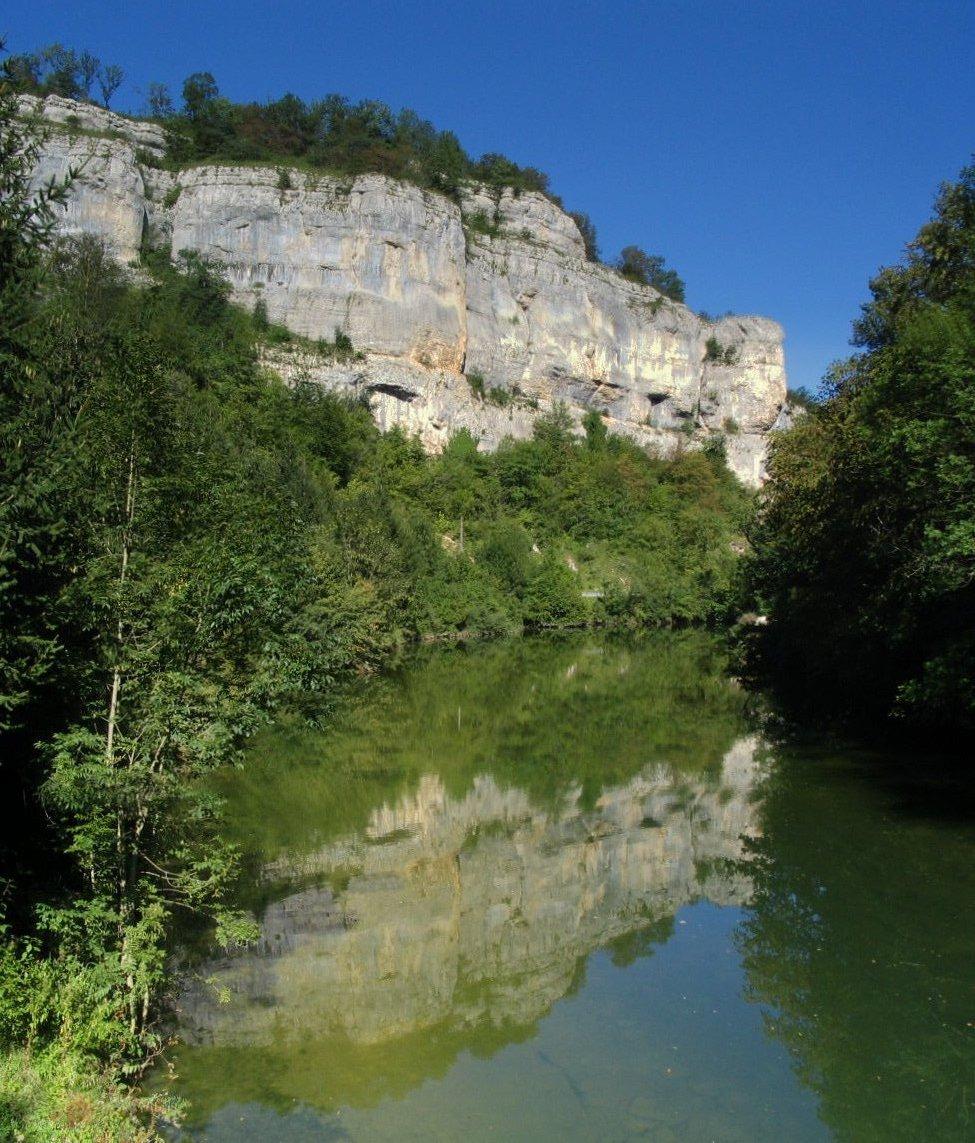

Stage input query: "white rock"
[{"left": 27, "top": 95, "right": 788, "bottom": 485}]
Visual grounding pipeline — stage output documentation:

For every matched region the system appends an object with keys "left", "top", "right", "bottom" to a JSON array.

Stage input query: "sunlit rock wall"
[{"left": 26, "top": 94, "right": 787, "bottom": 484}]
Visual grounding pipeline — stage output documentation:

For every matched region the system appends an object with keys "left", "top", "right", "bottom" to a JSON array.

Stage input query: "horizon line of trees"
[{"left": 2, "top": 40, "right": 687, "bottom": 301}]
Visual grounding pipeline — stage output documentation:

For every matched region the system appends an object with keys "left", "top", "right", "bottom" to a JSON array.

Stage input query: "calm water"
[{"left": 159, "top": 633, "right": 975, "bottom": 1142}]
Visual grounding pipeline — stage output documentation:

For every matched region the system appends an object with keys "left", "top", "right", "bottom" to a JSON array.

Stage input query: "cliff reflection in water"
[
  {"left": 176, "top": 735, "right": 762, "bottom": 1059},
  {"left": 164, "top": 635, "right": 975, "bottom": 1141}
]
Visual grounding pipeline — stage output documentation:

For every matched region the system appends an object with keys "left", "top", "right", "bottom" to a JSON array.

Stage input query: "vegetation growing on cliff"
[
  {"left": 742, "top": 159, "right": 975, "bottom": 737},
  {"left": 0, "top": 83, "right": 749, "bottom": 1134},
  {"left": 617, "top": 246, "right": 686, "bottom": 302},
  {"left": 1, "top": 41, "right": 124, "bottom": 107},
  {"left": 4, "top": 40, "right": 691, "bottom": 291}
]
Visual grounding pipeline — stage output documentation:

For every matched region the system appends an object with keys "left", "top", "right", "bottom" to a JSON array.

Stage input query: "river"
[{"left": 157, "top": 631, "right": 975, "bottom": 1141}]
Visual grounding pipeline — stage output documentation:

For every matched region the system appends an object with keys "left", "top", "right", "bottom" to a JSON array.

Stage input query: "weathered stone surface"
[
  {"left": 27, "top": 95, "right": 788, "bottom": 484},
  {"left": 29, "top": 135, "right": 148, "bottom": 264},
  {"left": 171, "top": 167, "right": 468, "bottom": 371},
  {"left": 266, "top": 349, "right": 540, "bottom": 453},
  {"left": 18, "top": 93, "right": 167, "bottom": 154}
]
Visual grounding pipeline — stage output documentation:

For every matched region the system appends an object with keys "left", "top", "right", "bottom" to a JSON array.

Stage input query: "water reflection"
[
  {"left": 736, "top": 745, "right": 975, "bottom": 1142},
  {"left": 177, "top": 736, "right": 762, "bottom": 1059},
  {"left": 162, "top": 634, "right": 975, "bottom": 1141}
]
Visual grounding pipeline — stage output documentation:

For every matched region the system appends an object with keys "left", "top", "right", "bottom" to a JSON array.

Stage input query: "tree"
[
  {"left": 40, "top": 44, "right": 83, "bottom": 99},
  {"left": 0, "top": 53, "right": 76, "bottom": 733},
  {"left": 583, "top": 408, "right": 608, "bottom": 450},
  {"left": 182, "top": 70, "right": 219, "bottom": 120},
  {"left": 569, "top": 211, "right": 599, "bottom": 262},
  {"left": 146, "top": 81, "right": 173, "bottom": 120},
  {"left": 744, "top": 160, "right": 975, "bottom": 735},
  {"left": 97, "top": 63, "right": 124, "bottom": 108},
  {"left": 78, "top": 51, "right": 100, "bottom": 98},
  {"left": 616, "top": 246, "right": 686, "bottom": 302}
]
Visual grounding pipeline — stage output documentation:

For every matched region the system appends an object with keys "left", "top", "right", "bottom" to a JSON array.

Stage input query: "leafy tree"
[
  {"left": 617, "top": 246, "right": 686, "bottom": 302},
  {"left": 98, "top": 56, "right": 123, "bottom": 106},
  {"left": 182, "top": 70, "right": 219, "bottom": 120},
  {"left": 146, "top": 81, "right": 173, "bottom": 120},
  {"left": 583, "top": 408, "right": 608, "bottom": 449},
  {"left": 0, "top": 54, "right": 76, "bottom": 733},
  {"left": 744, "top": 159, "right": 975, "bottom": 736}
]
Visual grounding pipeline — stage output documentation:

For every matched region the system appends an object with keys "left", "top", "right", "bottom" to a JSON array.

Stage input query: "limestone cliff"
[{"left": 24, "top": 94, "right": 787, "bottom": 484}]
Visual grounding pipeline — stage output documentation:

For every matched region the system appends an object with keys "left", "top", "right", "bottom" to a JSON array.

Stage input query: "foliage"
[
  {"left": 617, "top": 246, "right": 686, "bottom": 302},
  {"left": 2, "top": 42, "right": 124, "bottom": 107},
  {"left": 0, "top": 94, "right": 752, "bottom": 1131},
  {"left": 465, "top": 370, "right": 486, "bottom": 400},
  {"left": 146, "top": 72, "right": 555, "bottom": 202},
  {"left": 568, "top": 211, "right": 599, "bottom": 261},
  {"left": 704, "top": 336, "right": 739, "bottom": 365},
  {"left": 785, "top": 385, "right": 820, "bottom": 411},
  {"left": 743, "top": 159, "right": 975, "bottom": 736},
  {"left": 0, "top": 1043, "right": 167, "bottom": 1141},
  {"left": 464, "top": 209, "right": 501, "bottom": 239}
]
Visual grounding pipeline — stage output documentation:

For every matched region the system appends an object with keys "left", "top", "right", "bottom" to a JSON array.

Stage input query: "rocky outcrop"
[
  {"left": 172, "top": 167, "right": 468, "bottom": 371},
  {"left": 26, "top": 95, "right": 787, "bottom": 484}
]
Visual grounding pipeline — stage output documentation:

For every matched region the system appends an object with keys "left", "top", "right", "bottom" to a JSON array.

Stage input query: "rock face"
[
  {"left": 26, "top": 95, "right": 787, "bottom": 484},
  {"left": 172, "top": 168, "right": 468, "bottom": 371}
]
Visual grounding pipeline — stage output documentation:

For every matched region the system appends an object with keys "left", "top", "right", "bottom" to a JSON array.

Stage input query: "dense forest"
[
  {"left": 0, "top": 75, "right": 746, "bottom": 1138},
  {"left": 741, "top": 160, "right": 975, "bottom": 737}
]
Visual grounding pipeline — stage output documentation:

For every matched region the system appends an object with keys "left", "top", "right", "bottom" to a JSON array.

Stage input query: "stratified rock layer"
[{"left": 25, "top": 94, "right": 787, "bottom": 484}]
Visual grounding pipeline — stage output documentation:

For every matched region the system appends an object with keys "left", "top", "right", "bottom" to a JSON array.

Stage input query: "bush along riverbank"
[{"left": 0, "top": 89, "right": 752, "bottom": 1138}]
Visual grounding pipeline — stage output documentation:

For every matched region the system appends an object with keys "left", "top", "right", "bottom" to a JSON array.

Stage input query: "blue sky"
[{"left": 5, "top": 0, "right": 974, "bottom": 392}]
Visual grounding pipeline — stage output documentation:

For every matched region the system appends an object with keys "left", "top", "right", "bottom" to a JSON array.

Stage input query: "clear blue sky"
[{"left": 6, "top": 0, "right": 974, "bottom": 392}]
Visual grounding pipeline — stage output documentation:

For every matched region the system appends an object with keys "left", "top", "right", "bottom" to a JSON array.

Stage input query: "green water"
[{"left": 160, "top": 632, "right": 975, "bottom": 1141}]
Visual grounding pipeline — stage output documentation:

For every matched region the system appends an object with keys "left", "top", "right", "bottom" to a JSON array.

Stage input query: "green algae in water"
[{"left": 159, "top": 632, "right": 975, "bottom": 1141}]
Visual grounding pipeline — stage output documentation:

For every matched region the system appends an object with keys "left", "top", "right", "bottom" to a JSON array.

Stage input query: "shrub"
[
  {"left": 277, "top": 167, "right": 293, "bottom": 191},
  {"left": 486, "top": 385, "right": 512, "bottom": 408},
  {"left": 704, "top": 337, "right": 739, "bottom": 366},
  {"left": 133, "top": 147, "right": 160, "bottom": 169},
  {"left": 616, "top": 246, "right": 685, "bottom": 302},
  {"left": 568, "top": 211, "right": 599, "bottom": 261},
  {"left": 465, "top": 210, "right": 501, "bottom": 239},
  {"left": 465, "top": 371, "right": 486, "bottom": 400},
  {"left": 703, "top": 433, "right": 728, "bottom": 463}
]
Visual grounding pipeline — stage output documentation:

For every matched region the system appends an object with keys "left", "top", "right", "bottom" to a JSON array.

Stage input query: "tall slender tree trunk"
[{"left": 106, "top": 440, "right": 136, "bottom": 764}]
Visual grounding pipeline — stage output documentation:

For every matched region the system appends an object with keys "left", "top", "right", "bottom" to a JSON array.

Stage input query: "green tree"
[
  {"left": 617, "top": 246, "right": 686, "bottom": 302},
  {"left": 744, "top": 160, "right": 975, "bottom": 735},
  {"left": 0, "top": 58, "right": 76, "bottom": 733}
]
